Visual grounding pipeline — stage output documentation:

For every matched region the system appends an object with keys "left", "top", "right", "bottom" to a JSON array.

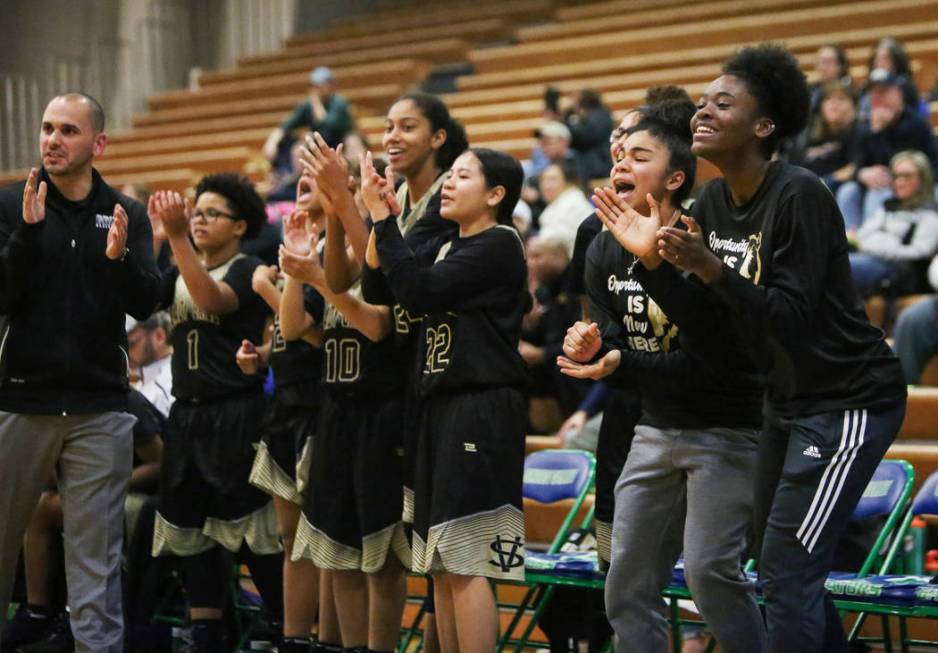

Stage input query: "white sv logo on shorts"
[{"left": 802, "top": 445, "right": 822, "bottom": 458}]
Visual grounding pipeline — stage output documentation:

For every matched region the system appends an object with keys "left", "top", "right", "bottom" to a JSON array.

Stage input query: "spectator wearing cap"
[
  {"left": 861, "top": 37, "right": 923, "bottom": 119},
  {"left": 126, "top": 312, "right": 173, "bottom": 418},
  {"left": 525, "top": 121, "right": 578, "bottom": 180},
  {"left": 262, "top": 66, "right": 355, "bottom": 170},
  {"left": 836, "top": 67, "right": 938, "bottom": 232}
]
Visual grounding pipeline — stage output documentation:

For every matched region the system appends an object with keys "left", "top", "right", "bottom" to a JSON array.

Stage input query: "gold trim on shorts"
[
  {"left": 413, "top": 504, "right": 525, "bottom": 581},
  {"left": 249, "top": 437, "right": 313, "bottom": 505},
  {"left": 152, "top": 502, "right": 282, "bottom": 557},
  {"left": 291, "top": 513, "right": 410, "bottom": 572},
  {"left": 402, "top": 486, "right": 415, "bottom": 524},
  {"left": 595, "top": 518, "right": 612, "bottom": 564}
]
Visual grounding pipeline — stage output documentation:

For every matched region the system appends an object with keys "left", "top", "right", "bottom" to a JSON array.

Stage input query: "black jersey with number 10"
[
  {"left": 320, "top": 283, "right": 404, "bottom": 398},
  {"left": 161, "top": 253, "right": 271, "bottom": 401}
]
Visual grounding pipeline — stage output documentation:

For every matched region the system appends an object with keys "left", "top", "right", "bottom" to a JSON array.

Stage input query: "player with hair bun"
[
  {"left": 602, "top": 45, "right": 906, "bottom": 652},
  {"left": 559, "top": 97, "right": 766, "bottom": 652}
]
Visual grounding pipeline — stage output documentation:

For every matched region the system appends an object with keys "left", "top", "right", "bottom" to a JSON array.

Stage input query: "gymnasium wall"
[{"left": 0, "top": 0, "right": 383, "bottom": 172}]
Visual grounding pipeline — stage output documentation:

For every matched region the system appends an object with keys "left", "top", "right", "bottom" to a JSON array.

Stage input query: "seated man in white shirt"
[{"left": 126, "top": 313, "right": 173, "bottom": 417}]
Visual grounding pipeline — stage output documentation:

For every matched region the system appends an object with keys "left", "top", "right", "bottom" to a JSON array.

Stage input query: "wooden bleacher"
[{"left": 4, "top": 0, "right": 937, "bottom": 196}]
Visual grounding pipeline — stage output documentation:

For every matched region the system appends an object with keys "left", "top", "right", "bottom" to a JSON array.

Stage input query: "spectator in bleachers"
[
  {"left": 789, "top": 82, "right": 859, "bottom": 193},
  {"left": 546, "top": 89, "right": 614, "bottom": 181},
  {"left": 521, "top": 234, "right": 591, "bottom": 418},
  {"left": 262, "top": 66, "right": 354, "bottom": 174},
  {"left": 537, "top": 160, "right": 594, "bottom": 258},
  {"left": 809, "top": 45, "right": 853, "bottom": 117},
  {"left": 849, "top": 150, "right": 938, "bottom": 297},
  {"left": 860, "top": 37, "right": 922, "bottom": 118},
  {"left": 524, "top": 120, "right": 577, "bottom": 180},
  {"left": 836, "top": 68, "right": 938, "bottom": 232},
  {"left": 126, "top": 312, "right": 174, "bottom": 417},
  {"left": 892, "top": 255, "right": 938, "bottom": 384}
]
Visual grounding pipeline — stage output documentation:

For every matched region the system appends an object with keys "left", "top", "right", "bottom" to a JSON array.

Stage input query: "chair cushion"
[
  {"left": 525, "top": 551, "right": 601, "bottom": 578},
  {"left": 825, "top": 572, "right": 928, "bottom": 606}
]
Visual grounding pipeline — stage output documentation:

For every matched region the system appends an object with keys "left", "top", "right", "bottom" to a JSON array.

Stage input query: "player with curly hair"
[
  {"left": 600, "top": 45, "right": 906, "bottom": 652},
  {"left": 147, "top": 174, "right": 284, "bottom": 653}
]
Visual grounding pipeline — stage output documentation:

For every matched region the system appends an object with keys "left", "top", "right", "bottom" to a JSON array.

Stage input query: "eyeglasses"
[
  {"left": 191, "top": 208, "right": 237, "bottom": 223},
  {"left": 893, "top": 172, "right": 919, "bottom": 180}
]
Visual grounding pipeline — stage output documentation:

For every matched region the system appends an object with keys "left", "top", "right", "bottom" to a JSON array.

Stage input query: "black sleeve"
[
  {"left": 361, "top": 262, "right": 395, "bottom": 306},
  {"left": 303, "top": 285, "right": 325, "bottom": 323},
  {"left": 374, "top": 219, "right": 524, "bottom": 315},
  {"left": 567, "top": 213, "right": 602, "bottom": 296},
  {"left": 707, "top": 180, "right": 835, "bottom": 348},
  {"left": 117, "top": 200, "right": 162, "bottom": 320},
  {"left": 0, "top": 186, "right": 42, "bottom": 314},
  {"left": 127, "top": 388, "right": 164, "bottom": 448},
  {"left": 224, "top": 256, "right": 263, "bottom": 308},
  {"left": 603, "top": 347, "right": 695, "bottom": 389},
  {"left": 157, "top": 267, "right": 179, "bottom": 311},
  {"left": 583, "top": 237, "right": 627, "bottom": 349}
]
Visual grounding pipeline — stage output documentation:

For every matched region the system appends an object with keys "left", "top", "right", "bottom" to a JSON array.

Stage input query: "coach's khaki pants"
[{"left": 0, "top": 411, "right": 135, "bottom": 653}]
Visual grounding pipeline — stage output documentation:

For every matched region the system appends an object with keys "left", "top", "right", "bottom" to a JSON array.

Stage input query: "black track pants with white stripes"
[{"left": 754, "top": 399, "right": 905, "bottom": 653}]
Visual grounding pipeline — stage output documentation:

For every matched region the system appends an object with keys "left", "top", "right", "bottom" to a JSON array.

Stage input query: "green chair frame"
[{"left": 496, "top": 449, "right": 598, "bottom": 652}]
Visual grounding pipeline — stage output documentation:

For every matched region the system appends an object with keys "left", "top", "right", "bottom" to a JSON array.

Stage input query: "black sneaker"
[
  {"left": 16, "top": 613, "right": 73, "bottom": 653},
  {"left": 0, "top": 606, "right": 53, "bottom": 653}
]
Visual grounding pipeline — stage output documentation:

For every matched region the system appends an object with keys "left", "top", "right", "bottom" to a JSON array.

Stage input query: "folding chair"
[
  {"left": 496, "top": 448, "right": 597, "bottom": 652},
  {"left": 836, "top": 464, "right": 938, "bottom": 653},
  {"left": 812, "top": 460, "right": 915, "bottom": 652}
]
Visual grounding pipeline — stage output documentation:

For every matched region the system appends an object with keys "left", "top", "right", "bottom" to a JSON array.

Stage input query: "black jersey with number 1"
[
  {"left": 160, "top": 253, "right": 271, "bottom": 401},
  {"left": 373, "top": 219, "right": 529, "bottom": 396}
]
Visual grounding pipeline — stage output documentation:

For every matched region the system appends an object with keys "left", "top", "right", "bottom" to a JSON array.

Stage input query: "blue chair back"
[
  {"left": 523, "top": 450, "right": 593, "bottom": 504},
  {"left": 853, "top": 459, "right": 911, "bottom": 520},
  {"left": 911, "top": 470, "right": 938, "bottom": 517}
]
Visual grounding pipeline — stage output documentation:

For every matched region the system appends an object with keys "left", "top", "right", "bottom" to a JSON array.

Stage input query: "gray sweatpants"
[
  {"left": 0, "top": 411, "right": 135, "bottom": 653},
  {"left": 605, "top": 424, "right": 765, "bottom": 653}
]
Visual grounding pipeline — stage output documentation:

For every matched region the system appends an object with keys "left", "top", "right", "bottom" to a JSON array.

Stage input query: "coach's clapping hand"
[
  {"left": 562, "top": 320, "right": 603, "bottom": 363},
  {"left": 22, "top": 168, "right": 47, "bottom": 224},
  {"left": 105, "top": 204, "right": 129, "bottom": 260},
  {"left": 148, "top": 191, "right": 192, "bottom": 240},
  {"left": 359, "top": 151, "right": 400, "bottom": 223}
]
